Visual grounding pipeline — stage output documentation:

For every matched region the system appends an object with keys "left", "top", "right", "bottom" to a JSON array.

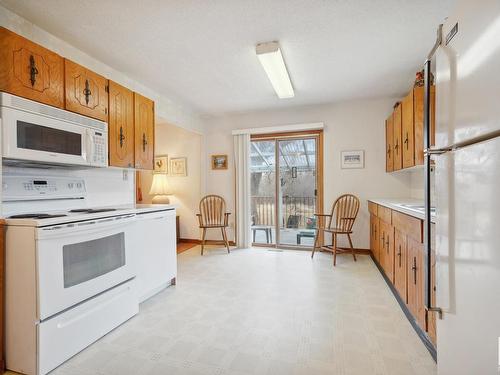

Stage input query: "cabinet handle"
[
  {"left": 412, "top": 257, "right": 417, "bottom": 285},
  {"left": 386, "top": 238, "right": 390, "bottom": 253},
  {"left": 29, "top": 55, "right": 39, "bottom": 86},
  {"left": 397, "top": 245, "right": 402, "bottom": 267},
  {"left": 394, "top": 139, "right": 399, "bottom": 151},
  {"left": 142, "top": 133, "right": 147, "bottom": 152},
  {"left": 404, "top": 132, "right": 409, "bottom": 149},
  {"left": 83, "top": 79, "right": 92, "bottom": 105},
  {"left": 387, "top": 146, "right": 391, "bottom": 156},
  {"left": 119, "top": 126, "right": 125, "bottom": 147}
]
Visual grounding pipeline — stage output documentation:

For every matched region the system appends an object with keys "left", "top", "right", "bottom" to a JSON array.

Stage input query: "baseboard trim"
[
  {"left": 371, "top": 254, "right": 437, "bottom": 362},
  {"left": 179, "top": 238, "right": 236, "bottom": 246}
]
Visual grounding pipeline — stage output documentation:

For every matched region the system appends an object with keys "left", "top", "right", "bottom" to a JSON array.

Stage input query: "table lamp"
[{"left": 149, "top": 174, "right": 172, "bottom": 204}]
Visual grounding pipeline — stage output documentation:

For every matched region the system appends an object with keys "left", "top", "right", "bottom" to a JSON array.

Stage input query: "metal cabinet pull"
[
  {"left": 386, "top": 237, "right": 390, "bottom": 253},
  {"left": 412, "top": 257, "right": 417, "bottom": 285},
  {"left": 29, "top": 55, "right": 39, "bottom": 86},
  {"left": 394, "top": 139, "right": 399, "bottom": 151},
  {"left": 387, "top": 146, "right": 391, "bottom": 156},
  {"left": 404, "top": 132, "right": 409, "bottom": 149},
  {"left": 398, "top": 245, "right": 402, "bottom": 267},
  {"left": 119, "top": 126, "right": 125, "bottom": 147},
  {"left": 83, "top": 79, "right": 92, "bottom": 105},
  {"left": 142, "top": 133, "right": 147, "bottom": 152}
]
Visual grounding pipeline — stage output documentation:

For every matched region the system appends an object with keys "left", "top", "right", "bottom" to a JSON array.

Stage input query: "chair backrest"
[
  {"left": 328, "top": 194, "right": 360, "bottom": 232},
  {"left": 199, "top": 195, "right": 226, "bottom": 226}
]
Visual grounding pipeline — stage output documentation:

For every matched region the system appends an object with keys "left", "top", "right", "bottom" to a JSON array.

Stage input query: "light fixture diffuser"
[{"left": 256, "top": 41, "right": 294, "bottom": 99}]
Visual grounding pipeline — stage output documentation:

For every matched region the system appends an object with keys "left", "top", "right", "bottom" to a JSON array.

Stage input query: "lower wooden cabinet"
[
  {"left": 407, "top": 237, "right": 426, "bottom": 330},
  {"left": 369, "top": 202, "right": 435, "bottom": 346},
  {"left": 393, "top": 229, "right": 407, "bottom": 302},
  {"left": 370, "top": 214, "right": 380, "bottom": 262},
  {"left": 379, "top": 220, "right": 394, "bottom": 283}
]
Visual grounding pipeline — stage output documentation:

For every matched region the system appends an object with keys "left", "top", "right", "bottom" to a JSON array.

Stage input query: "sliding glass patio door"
[{"left": 250, "top": 132, "right": 322, "bottom": 248}]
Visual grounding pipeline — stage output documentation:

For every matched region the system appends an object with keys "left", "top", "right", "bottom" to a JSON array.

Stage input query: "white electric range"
[{"left": 3, "top": 175, "right": 139, "bottom": 375}]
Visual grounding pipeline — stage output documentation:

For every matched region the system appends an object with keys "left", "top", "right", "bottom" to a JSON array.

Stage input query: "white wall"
[
  {"left": 204, "top": 98, "right": 413, "bottom": 248},
  {"left": 139, "top": 122, "right": 203, "bottom": 239},
  {"left": 0, "top": 4, "right": 205, "bottom": 134}
]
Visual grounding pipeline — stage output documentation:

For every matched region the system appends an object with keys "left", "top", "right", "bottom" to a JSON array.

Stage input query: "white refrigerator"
[{"left": 429, "top": 1, "right": 500, "bottom": 374}]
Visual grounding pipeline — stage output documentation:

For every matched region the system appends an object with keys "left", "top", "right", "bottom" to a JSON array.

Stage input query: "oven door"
[
  {"left": 36, "top": 214, "right": 136, "bottom": 320},
  {"left": 2, "top": 106, "right": 90, "bottom": 166}
]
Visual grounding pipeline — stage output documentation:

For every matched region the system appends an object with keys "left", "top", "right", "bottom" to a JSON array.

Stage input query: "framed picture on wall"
[
  {"left": 154, "top": 155, "right": 168, "bottom": 174},
  {"left": 341, "top": 150, "right": 364, "bottom": 169},
  {"left": 170, "top": 157, "right": 187, "bottom": 176},
  {"left": 211, "top": 154, "right": 228, "bottom": 170}
]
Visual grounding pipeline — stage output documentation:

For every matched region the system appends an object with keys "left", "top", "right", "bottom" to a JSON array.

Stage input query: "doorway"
[{"left": 250, "top": 130, "right": 323, "bottom": 249}]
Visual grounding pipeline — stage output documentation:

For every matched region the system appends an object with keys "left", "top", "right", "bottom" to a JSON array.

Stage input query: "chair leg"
[
  {"left": 222, "top": 227, "right": 230, "bottom": 253},
  {"left": 348, "top": 233, "right": 356, "bottom": 262},
  {"left": 201, "top": 228, "right": 207, "bottom": 255},
  {"left": 311, "top": 229, "right": 319, "bottom": 258},
  {"left": 333, "top": 233, "right": 337, "bottom": 267}
]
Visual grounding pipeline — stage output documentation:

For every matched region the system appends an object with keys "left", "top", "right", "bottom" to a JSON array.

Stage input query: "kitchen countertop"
[{"left": 368, "top": 198, "right": 435, "bottom": 223}]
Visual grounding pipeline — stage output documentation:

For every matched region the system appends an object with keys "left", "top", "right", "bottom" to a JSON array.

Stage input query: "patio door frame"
[{"left": 250, "top": 129, "right": 324, "bottom": 249}]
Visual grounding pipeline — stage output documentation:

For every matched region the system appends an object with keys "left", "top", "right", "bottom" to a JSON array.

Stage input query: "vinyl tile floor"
[{"left": 16, "top": 246, "right": 437, "bottom": 375}]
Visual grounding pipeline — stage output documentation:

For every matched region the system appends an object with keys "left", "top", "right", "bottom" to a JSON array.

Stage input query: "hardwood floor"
[{"left": 177, "top": 242, "right": 197, "bottom": 254}]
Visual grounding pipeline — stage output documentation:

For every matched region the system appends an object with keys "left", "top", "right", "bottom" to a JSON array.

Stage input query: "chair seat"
[
  {"left": 200, "top": 224, "right": 228, "bottom": 228},
  {"left": 322, "top": 228, "right": 352, "bottom": 234}
]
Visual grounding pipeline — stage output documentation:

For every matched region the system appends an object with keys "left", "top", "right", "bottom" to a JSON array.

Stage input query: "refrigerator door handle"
[{"left": 424, "top": 146, "right": 452, "bottom": 156}]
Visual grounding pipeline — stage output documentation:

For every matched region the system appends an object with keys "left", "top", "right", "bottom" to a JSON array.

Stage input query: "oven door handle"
[{"left": 36, "top": 214, "right": 136, "bottom": 239}]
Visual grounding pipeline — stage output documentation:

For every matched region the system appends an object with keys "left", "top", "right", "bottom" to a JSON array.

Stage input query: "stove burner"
[
  {"left": 69, "top": 208, "right": 118, "bottom": 214},
  {"left": 9, "top": 213, "right": 68, "bottom": 219}
]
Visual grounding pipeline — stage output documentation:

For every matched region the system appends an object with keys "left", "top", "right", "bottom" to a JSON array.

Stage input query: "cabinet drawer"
[
  {"left": 378, "top": 205, "right": 392, "bottom": 224},
  {"left": 0, "top": 27, "right": 64, "bottom": 108},
  {"left": 368, "top": 201, "right": 378, "bottom": 216},
  {"left": 392, "top": 210, "right": 422, "bottom": 243}
]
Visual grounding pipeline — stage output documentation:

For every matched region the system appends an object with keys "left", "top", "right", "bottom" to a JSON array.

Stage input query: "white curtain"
[{"left": 233, "top": 133, "right": 251, "bottom": 248}]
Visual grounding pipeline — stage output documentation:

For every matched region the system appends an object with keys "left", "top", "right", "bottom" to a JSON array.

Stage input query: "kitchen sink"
[{"left": 400, "top": 204, "right": 435, "bottom": 212}]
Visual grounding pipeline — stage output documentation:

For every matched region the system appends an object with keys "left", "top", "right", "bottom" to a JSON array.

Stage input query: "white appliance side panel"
[
  {"left": 136, "top": 209, "right": 177, "bottom": 303},
  {"left": 38, "top": 280, "right": 138, "bottom": 375},
  {"left": 435, "top": 0, "right": 500, "bottom": 149},
  {"left": 435, "top": 136, "right": 500, "bottom": 375},
  {"left": 5, "top": 226, "right": 38, "bottom": 375}
]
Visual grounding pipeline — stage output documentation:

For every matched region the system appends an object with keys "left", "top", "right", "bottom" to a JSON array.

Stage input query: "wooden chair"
[
  {"left": 311, "top": 194, "right": 360, "bottom": 266},
  {"left": 196, "top": 195, "right": 231, "bottom": 255}
]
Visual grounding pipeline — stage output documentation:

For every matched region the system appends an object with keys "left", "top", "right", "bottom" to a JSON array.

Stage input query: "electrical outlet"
[{"left": 122, "top": 169, "right": 128, "bottom": 181}]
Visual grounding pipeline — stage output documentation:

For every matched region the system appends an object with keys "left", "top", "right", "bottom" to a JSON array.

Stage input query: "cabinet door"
[
  {"left": 385, "top": 114, "right": 394, "bottom": 172},
  {"left": 134, "top": 93, "right": 155, "bottom": 170},
  {"left": 0, "top": 27, "right": 64, "bottom": 108},
  {"left": 370, "top": 214, "right": 380, "bottom": 262},
  {"left": 108, "top": 81, "right": 134, "bottom": 168},
  {"left": 393, "top": 103, "right": 403, "bottom": 171},
  {"left": 414, "top": 87, "right": 424, "bottom": 165},
  {"left": 427, "top": 223, "right": 437, "bottom": 345},
  {"left": 407, "top": 237, "right": 426, "bottom": 330},
  {"left": 394, "top": 229, "right": 407, "bottom": 302},
  {"left": 383, "top": 223, "right": 394, "bottom": 282},
  {"left": 401, "top": 90, "right": 415, "bottom": 168},
  {"left": 64, "top": 59, "right": 108, "bottom": 121}
]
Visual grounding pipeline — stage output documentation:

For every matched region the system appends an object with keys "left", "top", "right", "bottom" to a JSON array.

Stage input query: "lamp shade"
[{"left": 149, "top": 174, "right": 172, "bottom": 196}]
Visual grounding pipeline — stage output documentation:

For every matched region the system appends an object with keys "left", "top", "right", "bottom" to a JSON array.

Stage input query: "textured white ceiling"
[{"left": 0, "top": 0, "right": 451, "bottom": 115}]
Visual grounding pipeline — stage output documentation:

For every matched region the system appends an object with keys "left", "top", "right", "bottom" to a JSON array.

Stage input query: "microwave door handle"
[{"left": 86, "top": 129, "right": 94, "bottom": 164}]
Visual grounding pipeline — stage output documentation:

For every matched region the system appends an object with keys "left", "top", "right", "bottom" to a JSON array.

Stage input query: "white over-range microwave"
[{"left": 0, "top": 92, "right": 108, "bottom": 167}]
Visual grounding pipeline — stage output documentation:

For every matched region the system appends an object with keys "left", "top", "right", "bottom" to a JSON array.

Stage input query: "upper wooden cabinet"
[
  {"left": 402, "top": 90, "right": 415, "bottom": 168},
  {"left": 385, "top": 85, "right": 436, "bottom": 172},
  {"left": 385, "top": 114, "right": 394, "bottom": 172},
  {"left": 134, "top": 93, "right": 155, "bottom": 170},
  {"left": 108, "top": 81, "right": 134, "bottom": 168},
  {"left": 64, "top": 59, "right": 108, "bottom": 122},
  {"left": 393, "top": 103, "right": 403, "bottom": 171},
  {"left": 0, "top": 27, "right": 64, "bottom": 108}
]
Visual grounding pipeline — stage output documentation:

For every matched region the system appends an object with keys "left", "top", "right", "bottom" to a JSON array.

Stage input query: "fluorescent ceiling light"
[{"left": 256, "top": 41, "right": 294, "bottom": 99}]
